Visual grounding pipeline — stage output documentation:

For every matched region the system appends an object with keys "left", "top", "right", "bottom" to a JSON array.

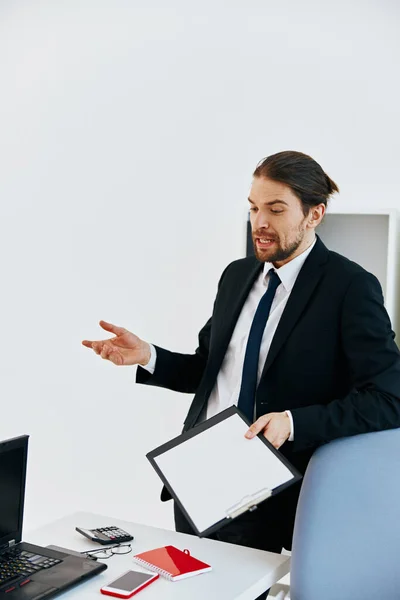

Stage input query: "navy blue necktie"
[{"left": 237, "top": 269, "right": 281, "bottom": 422}]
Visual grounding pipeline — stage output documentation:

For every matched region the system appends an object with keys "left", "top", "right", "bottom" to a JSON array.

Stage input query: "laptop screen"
[{"left": 0, "top": 436, "right": 28, "bottom": 547}]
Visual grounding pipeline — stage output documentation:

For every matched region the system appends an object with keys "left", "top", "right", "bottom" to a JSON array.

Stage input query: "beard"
[{"left": 253, "top": 228, "right": 306, "bottom": 263}]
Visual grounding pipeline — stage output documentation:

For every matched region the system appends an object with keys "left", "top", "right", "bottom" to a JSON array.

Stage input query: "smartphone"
[{"left": 100, "top": 570, "right": 159, "bottom": 598}]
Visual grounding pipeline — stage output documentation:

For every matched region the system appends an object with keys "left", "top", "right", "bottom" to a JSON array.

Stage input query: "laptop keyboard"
[{"left": 0, "top": 548, "right": 62, "bottom": 586}]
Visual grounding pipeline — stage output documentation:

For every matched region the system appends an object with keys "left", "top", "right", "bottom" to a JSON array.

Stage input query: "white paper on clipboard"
[{"left": 153, "top": 410, "right": 295, "bottom": 534}]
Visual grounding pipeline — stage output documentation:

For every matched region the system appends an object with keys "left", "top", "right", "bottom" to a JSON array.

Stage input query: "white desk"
[{"left": 27, "top": 511, "right": 290, "bottom": 600}]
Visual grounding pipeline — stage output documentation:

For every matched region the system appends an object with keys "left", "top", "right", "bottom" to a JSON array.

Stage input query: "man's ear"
[{"left": 308, "top": 204, "right": 326, "bottom": 229}]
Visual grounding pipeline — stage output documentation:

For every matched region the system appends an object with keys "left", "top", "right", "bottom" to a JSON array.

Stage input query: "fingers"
[
  {"left": 100, "top": 344, "right": 111, "bottom": 359},
  {"left": 245, "top": 414, "right": 272, "bottom": 439},
  {"left": 245, "top": 413, "right": 288, "bottom": 449},
  {"left": 82, "top": 321, "right": 129, "bottom": 355},
  {"left": 81, "top": 340, "right": 104, "bottom": 354},
  {"left": 100, "top": 343, "right": 124, "bottom": 365},
  {"left": 93, "top": 342, "right": 105, "bottom": 355},
  {"left": 99, "top": 320, "right": 127, "bottom": 336},
  {"left": 82, "top": 340, "right": 124, "bottom": 365},
  {"left": 267, "top": 434, "right": 287, "bottom": 450}
]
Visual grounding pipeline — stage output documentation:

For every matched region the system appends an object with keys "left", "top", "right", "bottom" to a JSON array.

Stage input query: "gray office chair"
[{"left": 290, "top": 428, "right": 400, "bottom": 600}]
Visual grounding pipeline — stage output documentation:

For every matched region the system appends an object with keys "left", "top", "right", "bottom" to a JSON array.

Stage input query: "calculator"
[{"left": 75, "top": 526, "right": 134, "bottom": 545}]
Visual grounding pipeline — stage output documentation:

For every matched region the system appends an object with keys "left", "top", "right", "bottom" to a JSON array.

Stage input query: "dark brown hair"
[{"left": 253, "top": 151, "right": 339, "bottom": 216}]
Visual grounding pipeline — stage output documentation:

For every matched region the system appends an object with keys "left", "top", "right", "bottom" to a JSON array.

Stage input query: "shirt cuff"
[
  {"left": 285, "top": 410, "right": 294, "bottom": 442},
  {"left": 139, "top": 344, "right": 157, "bottom": 374}
]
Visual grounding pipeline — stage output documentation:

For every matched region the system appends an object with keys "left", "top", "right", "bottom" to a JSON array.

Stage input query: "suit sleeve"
[
  {"left": 136, "top": 263, "right": 230, "bottom": 394},
  {"left": 136, "top": 317, "right": 211, "bottom": 393},
  {"left": 291, "top": 272, "right": 400, "bottom": 451}
]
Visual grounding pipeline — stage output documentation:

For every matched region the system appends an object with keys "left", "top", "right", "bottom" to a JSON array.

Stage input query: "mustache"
[{"left": 253, "top": 231, "right": 279, "bottom": 240}]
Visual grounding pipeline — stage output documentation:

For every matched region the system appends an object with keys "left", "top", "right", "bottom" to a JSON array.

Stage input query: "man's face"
[{"left": 248, "top": 176, "right": 315, "bottom": 266}]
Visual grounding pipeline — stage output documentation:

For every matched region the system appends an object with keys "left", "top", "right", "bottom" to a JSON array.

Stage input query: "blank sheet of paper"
[{"left": 154, "top": 412, "right": 294, "bottom": 533}]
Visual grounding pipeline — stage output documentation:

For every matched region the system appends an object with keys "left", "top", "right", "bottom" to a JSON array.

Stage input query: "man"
[{"left": 83, "top": 151, "right": 400, "bottom": 600}]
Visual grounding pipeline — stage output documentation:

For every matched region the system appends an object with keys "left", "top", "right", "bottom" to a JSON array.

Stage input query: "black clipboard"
[{"left": 147, "top": 406, "right": 302, "bottom": 537}]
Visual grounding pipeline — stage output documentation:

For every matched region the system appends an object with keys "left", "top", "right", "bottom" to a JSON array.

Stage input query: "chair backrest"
[{"left": 290, "top": 428, "right": 400, "bottom": 600}]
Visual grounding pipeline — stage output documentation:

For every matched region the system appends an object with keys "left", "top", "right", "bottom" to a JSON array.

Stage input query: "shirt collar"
[{"left": 262, "top": 238, "right": 317, "bottom": 292}]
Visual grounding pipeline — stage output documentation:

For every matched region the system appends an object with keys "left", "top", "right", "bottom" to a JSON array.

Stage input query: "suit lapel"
[
  {"left": 260, "top": 237, "right": 329, "bottom": 379},
  {"left": 209, "top": 258, "right": 263, "bottom": 379},
  {"left": 187, "top": 259, "right": 263, "bottom": 428}
]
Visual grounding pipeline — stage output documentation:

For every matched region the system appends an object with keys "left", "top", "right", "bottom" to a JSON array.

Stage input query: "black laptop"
[{"left": 0, "top": 435, "right": 107, "bottom": 599}]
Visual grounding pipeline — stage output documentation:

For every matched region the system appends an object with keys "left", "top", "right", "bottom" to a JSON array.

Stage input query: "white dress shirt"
[{"left": 142, "top": 239, "right": 316, "bottom": 441}]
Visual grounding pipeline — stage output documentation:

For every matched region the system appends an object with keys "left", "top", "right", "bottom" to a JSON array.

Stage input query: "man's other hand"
[
  {"left": 245, "top": 412, "right": 291, "bottom": 449},
  {"left": 82, "top": 320, "right": 151, "bottom": 366}
]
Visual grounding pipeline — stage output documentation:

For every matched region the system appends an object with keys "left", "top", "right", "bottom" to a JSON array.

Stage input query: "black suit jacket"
[{"left": 137, "top": 237, "right": 400, "bottom": 546}]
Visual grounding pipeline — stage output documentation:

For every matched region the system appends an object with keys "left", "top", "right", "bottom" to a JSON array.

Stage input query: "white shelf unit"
[{"left": 321, "top": 209, "right": 400, "bottom": 337}]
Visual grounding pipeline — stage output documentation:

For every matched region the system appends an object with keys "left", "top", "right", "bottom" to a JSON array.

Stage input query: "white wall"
[{"left": 0, "top": 0, "right": 399, "bottom": 534}]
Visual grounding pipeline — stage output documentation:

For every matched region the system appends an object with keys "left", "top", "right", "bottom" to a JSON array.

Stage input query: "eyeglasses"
[{"left": 81, "top": 543, "right": 132, "bottom": 560}]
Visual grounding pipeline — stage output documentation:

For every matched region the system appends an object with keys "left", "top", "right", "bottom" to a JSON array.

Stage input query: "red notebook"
[{"left": 132, "top": 545, "right": 212, "bottom": 581}]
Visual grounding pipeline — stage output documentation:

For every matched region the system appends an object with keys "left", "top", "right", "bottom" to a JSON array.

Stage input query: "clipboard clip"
[{"left": 225, "top": 487, "right": 272, "bottom": 519}]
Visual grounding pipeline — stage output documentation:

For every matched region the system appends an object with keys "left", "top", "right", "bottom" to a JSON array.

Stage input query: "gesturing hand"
[
  {"left": 82, "top": 320, "right": 151, "bottom": 366},
  {"left": 245, "top": 412, "right": 291, "bottom": 449}
]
